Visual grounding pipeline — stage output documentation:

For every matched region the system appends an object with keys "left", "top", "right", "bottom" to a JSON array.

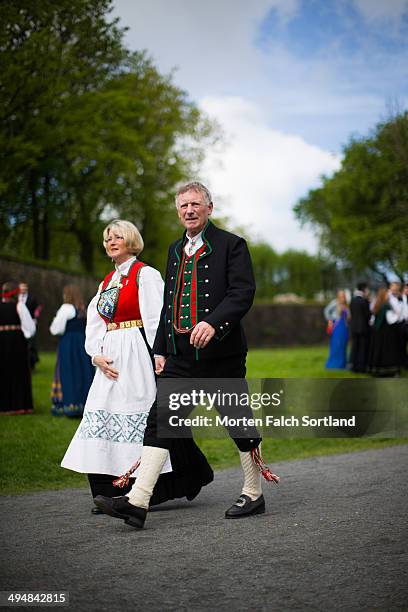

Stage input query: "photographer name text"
[{"left": 168, "top": 415, "right": 356, "bottom": 428}]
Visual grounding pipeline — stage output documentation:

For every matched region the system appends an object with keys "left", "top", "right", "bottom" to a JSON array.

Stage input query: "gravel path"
[{"left": 1, "top": 445, "right": 407, "bottom": 611}]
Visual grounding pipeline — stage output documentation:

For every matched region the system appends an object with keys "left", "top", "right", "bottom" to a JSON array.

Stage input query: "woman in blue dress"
[
  {"left": 326, "top": 290, "right": 350, "bottom": 369},
  {"left": 50, "top": 285, "right": 94, "bottom": 416}
]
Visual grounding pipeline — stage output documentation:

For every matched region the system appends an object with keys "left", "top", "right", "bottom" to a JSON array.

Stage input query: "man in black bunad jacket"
[
  {"left": 349, "top": 282, "right": 371, "bottom": 373},
  {"left": 95, "top": 181, "right": 278, "bottom": 529}
]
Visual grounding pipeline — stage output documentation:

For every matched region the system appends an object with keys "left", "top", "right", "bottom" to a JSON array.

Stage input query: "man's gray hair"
[{"left": 175, "top": 181, "right": 212, "bottom": 207}]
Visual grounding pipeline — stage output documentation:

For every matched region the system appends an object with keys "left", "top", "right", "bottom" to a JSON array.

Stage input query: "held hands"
[
  {"left": 93, "top": 355, "right": 119, "bottom": 380},
  {"left": 190, "top": 321, "right": 216, "bottom": 349},
  {"left": 155, "top": 355, "right": 167, "bottom": 375}
]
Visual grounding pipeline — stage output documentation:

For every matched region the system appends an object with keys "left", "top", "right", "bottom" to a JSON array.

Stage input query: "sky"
[{"left": 112, "top": 0, "right": 408, "bottom": 252}]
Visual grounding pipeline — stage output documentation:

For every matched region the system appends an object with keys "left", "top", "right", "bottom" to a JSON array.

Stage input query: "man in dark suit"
[
  {"left": 95, "top": 181, "right": 278, "bottom": 528},
  {"left": 349, "top": 282, "right": 371, "bottom": 372}
]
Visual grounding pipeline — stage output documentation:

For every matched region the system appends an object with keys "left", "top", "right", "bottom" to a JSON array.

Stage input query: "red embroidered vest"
[{"left": 98, "top": 261, "right": 145, "bottom": 324}]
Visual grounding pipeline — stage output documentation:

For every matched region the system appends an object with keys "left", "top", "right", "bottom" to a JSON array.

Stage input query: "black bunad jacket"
[
  {"left": 350, "top": 295, "right": 371, "bottom": 335},
  {"left": 153, "top": 221, "right": 256, "bottom": 361}
]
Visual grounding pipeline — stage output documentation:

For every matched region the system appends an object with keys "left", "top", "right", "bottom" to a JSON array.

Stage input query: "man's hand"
[
  {"left": 93, "top": 355, "right": 119, "bottom": 380},
  {"left": 190, "top": 321, "right": 216, "bottom": 349},
  {"left": 155, "top": 355, "right": 167, "bottom": 375}
]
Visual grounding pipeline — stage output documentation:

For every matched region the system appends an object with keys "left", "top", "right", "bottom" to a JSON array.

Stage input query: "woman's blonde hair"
[
  {"left": 102, "top": 220, "right": 144, "bottom": 256},
  {"left": 336, "top": 289, "right": 349, "bottom": 317},
  {"left": 63, "top": 285, "right": 86, "bottom": 317}
]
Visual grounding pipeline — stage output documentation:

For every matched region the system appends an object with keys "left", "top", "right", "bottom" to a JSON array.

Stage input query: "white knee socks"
[
  {"left": 239, "top": 450, "right": 262, "bottom": 501},
  {"left": 127, "top": 446, "right": 169, "bottom": 509}
]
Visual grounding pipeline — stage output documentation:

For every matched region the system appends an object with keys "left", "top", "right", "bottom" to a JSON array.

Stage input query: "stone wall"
[
  {"left": 244, "top": 304, "right": 327, "bottom": 348},
  {"left": 1, "top": 257, "right": 327, "bottom": 350},
  {"left": 0, "top": 257, "right": 99, "bottom": 351}
]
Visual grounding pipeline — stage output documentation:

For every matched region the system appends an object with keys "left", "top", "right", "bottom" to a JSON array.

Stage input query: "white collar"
[
  {"left": 115, "top": 256, "right": 137, "bottom": 275},
  {"left": 186, "top": 231, "right": 203, "bottom": 243}
]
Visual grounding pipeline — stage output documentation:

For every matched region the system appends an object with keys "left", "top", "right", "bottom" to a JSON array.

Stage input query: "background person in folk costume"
[
  {"left": 349, "top": 282, "right": 371, "bottom": 373},
  {"left": 18, "top": 281, "right": 41, "bottom": 370},
  {"left": 368, "top": 285, "right": 402, "bottom": 377},
  {"left": 0, "top": 281, "right": 36, "bottom": 414},
  {"left": 402, "top": 283, "right": 408, "bottom": 369},
  {"left": 325, "top": 289, "right": 350, "bottom": 370},
  {"left": 94, "top": 182, "right": 279, "bottom": 529},
  {"left": 49, "top": 285, "right": 95, "bottom": 417},
  {"left": 388, "top": 281, "right": 406, "bottom": 369},
  {"left": 61, "top": 220, "right": 213, "bottom": 514}
]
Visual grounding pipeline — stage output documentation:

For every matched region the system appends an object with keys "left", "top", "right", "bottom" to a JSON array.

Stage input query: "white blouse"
[
  {"left": 388, "top": 294, "right": 404, "bottom": 323},
  {"left": 16, "top": 302, "right": 36, "bottom": 339},
  {"left": 50, "top": 304, "right": 76, "bottom": 336},
  {"left": 85, "top": 257, "right": 164, "bottom": 360}
]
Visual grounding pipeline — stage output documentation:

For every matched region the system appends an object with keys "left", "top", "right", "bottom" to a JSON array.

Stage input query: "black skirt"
[
  {"left": 368, "top": 321, "right": 401, "bottom": 376},
  {"left": 0, "top": 328, "right": 33, "bottom": 414}
]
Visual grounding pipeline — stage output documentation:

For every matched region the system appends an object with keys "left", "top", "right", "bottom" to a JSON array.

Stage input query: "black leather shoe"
[
  {"left": 225, "top": 494, "right": 265, "bottom": 519},
  {"left": 93, "top": 495, "right": 147, "bottom": 528},
  {"left": 91, "top": 506, "right": 104, "bottom": 515}
]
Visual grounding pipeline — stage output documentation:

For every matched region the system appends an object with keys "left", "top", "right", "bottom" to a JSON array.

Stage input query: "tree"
[
  {"left": 249, "top": 242, "right": 280, "bottom": 299},
  {"left": 0, "top": 1, "right": 217, "bottom": 274},
  {"left": 294, "top": 112, "right": 408, "bottom": 281},
  {"left": 248, "top": 241, "right": 337, "bottom": 300},
  {"left": 0, "top": 0, "right": 126, "bottom": 262}
]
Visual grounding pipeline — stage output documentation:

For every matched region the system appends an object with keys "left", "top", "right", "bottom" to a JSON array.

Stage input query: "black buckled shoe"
[
  {"left": 91, "top": 506, "right": 104, "bottom": 515},
  {"left": 225, "top": 494, "right": 265, "bottom": 519},
  {"left": 94, "top": 495, "right": 147, "bottom": 529}
]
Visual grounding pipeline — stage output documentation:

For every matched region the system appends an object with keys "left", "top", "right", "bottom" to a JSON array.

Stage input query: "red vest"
[{"left": 99, "top": 261, "right": 145, "bottom": 324}]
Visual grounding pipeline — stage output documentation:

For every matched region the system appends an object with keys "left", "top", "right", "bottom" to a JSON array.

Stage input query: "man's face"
[
  {"left": 176, "top": 189, "right": 213, "bottom": 236},
  {"left": 19, "top": 283, "right": 28, "bottom": 295}
]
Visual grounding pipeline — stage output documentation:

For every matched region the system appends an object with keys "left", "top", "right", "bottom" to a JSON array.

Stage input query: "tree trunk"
[
  {"left": 76, "top": 228, "right": 94, "bottom": 274},
  {"left": 42, "top": 173, "right": 50, "bottom": 260},
  {"left": 30, "top": 172, "right": 40, "bottom": 259}
]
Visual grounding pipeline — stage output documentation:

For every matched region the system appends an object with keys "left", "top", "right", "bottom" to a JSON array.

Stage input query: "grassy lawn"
[
  {"left": 0, "top": 348, "right": 406, "bottom": 495},
  {"left": 248, "top": 346, "right": 365, "bottom": 377}
]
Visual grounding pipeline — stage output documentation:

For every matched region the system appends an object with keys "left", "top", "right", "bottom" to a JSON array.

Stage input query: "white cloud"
[
  {"left": 352, "top": 0, "right": 408, "bottom": 24},
  {"left": 112, "top": 0, "right": 406, "bottom": 151},
  {"left": 265, "top": 0, "right": 300, "bottom": 25},
  {"left": 111, "top": 0, "right": 406, "bottom": 250},
  {"left": 112, "top": 0, "right": 270, "bottom": 97},
  {"left": 199, "top": 96, "right": 341, "bottom": 252}
]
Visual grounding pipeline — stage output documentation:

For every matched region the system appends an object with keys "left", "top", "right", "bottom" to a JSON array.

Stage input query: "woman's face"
[
  {"left": 337, "top": 290, "right": 346, "bottom": 304},
  {"left": 105, "top": 228, "right": 131, "bottom": 265}
]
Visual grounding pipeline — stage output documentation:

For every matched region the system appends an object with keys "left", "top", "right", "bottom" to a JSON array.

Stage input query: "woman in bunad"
[
  {"left": 325, "top": 289, "right": 350, "bottom": 369},
  {"left": 61, "top": 220, "right": 213, "bottom": 513},
  {"left": 368, "top": 286, "right": 402, "bottom": 377},
  {"left": 50, "top": 285, "right": 94, "bottom": 417},
  {"left": 0, "top": 281, "right": 36, "bottom": 414}
]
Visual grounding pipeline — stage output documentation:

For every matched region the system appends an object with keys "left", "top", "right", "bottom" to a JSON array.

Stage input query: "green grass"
[
  {"left": 0, "top": 349, "right": 406, "bottom": 495},
  {"left": 247, "top": 346, "right": 365, "bottom": 377}
]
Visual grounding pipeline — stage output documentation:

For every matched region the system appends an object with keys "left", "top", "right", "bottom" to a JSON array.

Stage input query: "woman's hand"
[
  {"left": 155, "top": 355, "right": 166, "bottom": 375},
  {"left": 93, "top": 355, "right": 119, "bottom": 380}
]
